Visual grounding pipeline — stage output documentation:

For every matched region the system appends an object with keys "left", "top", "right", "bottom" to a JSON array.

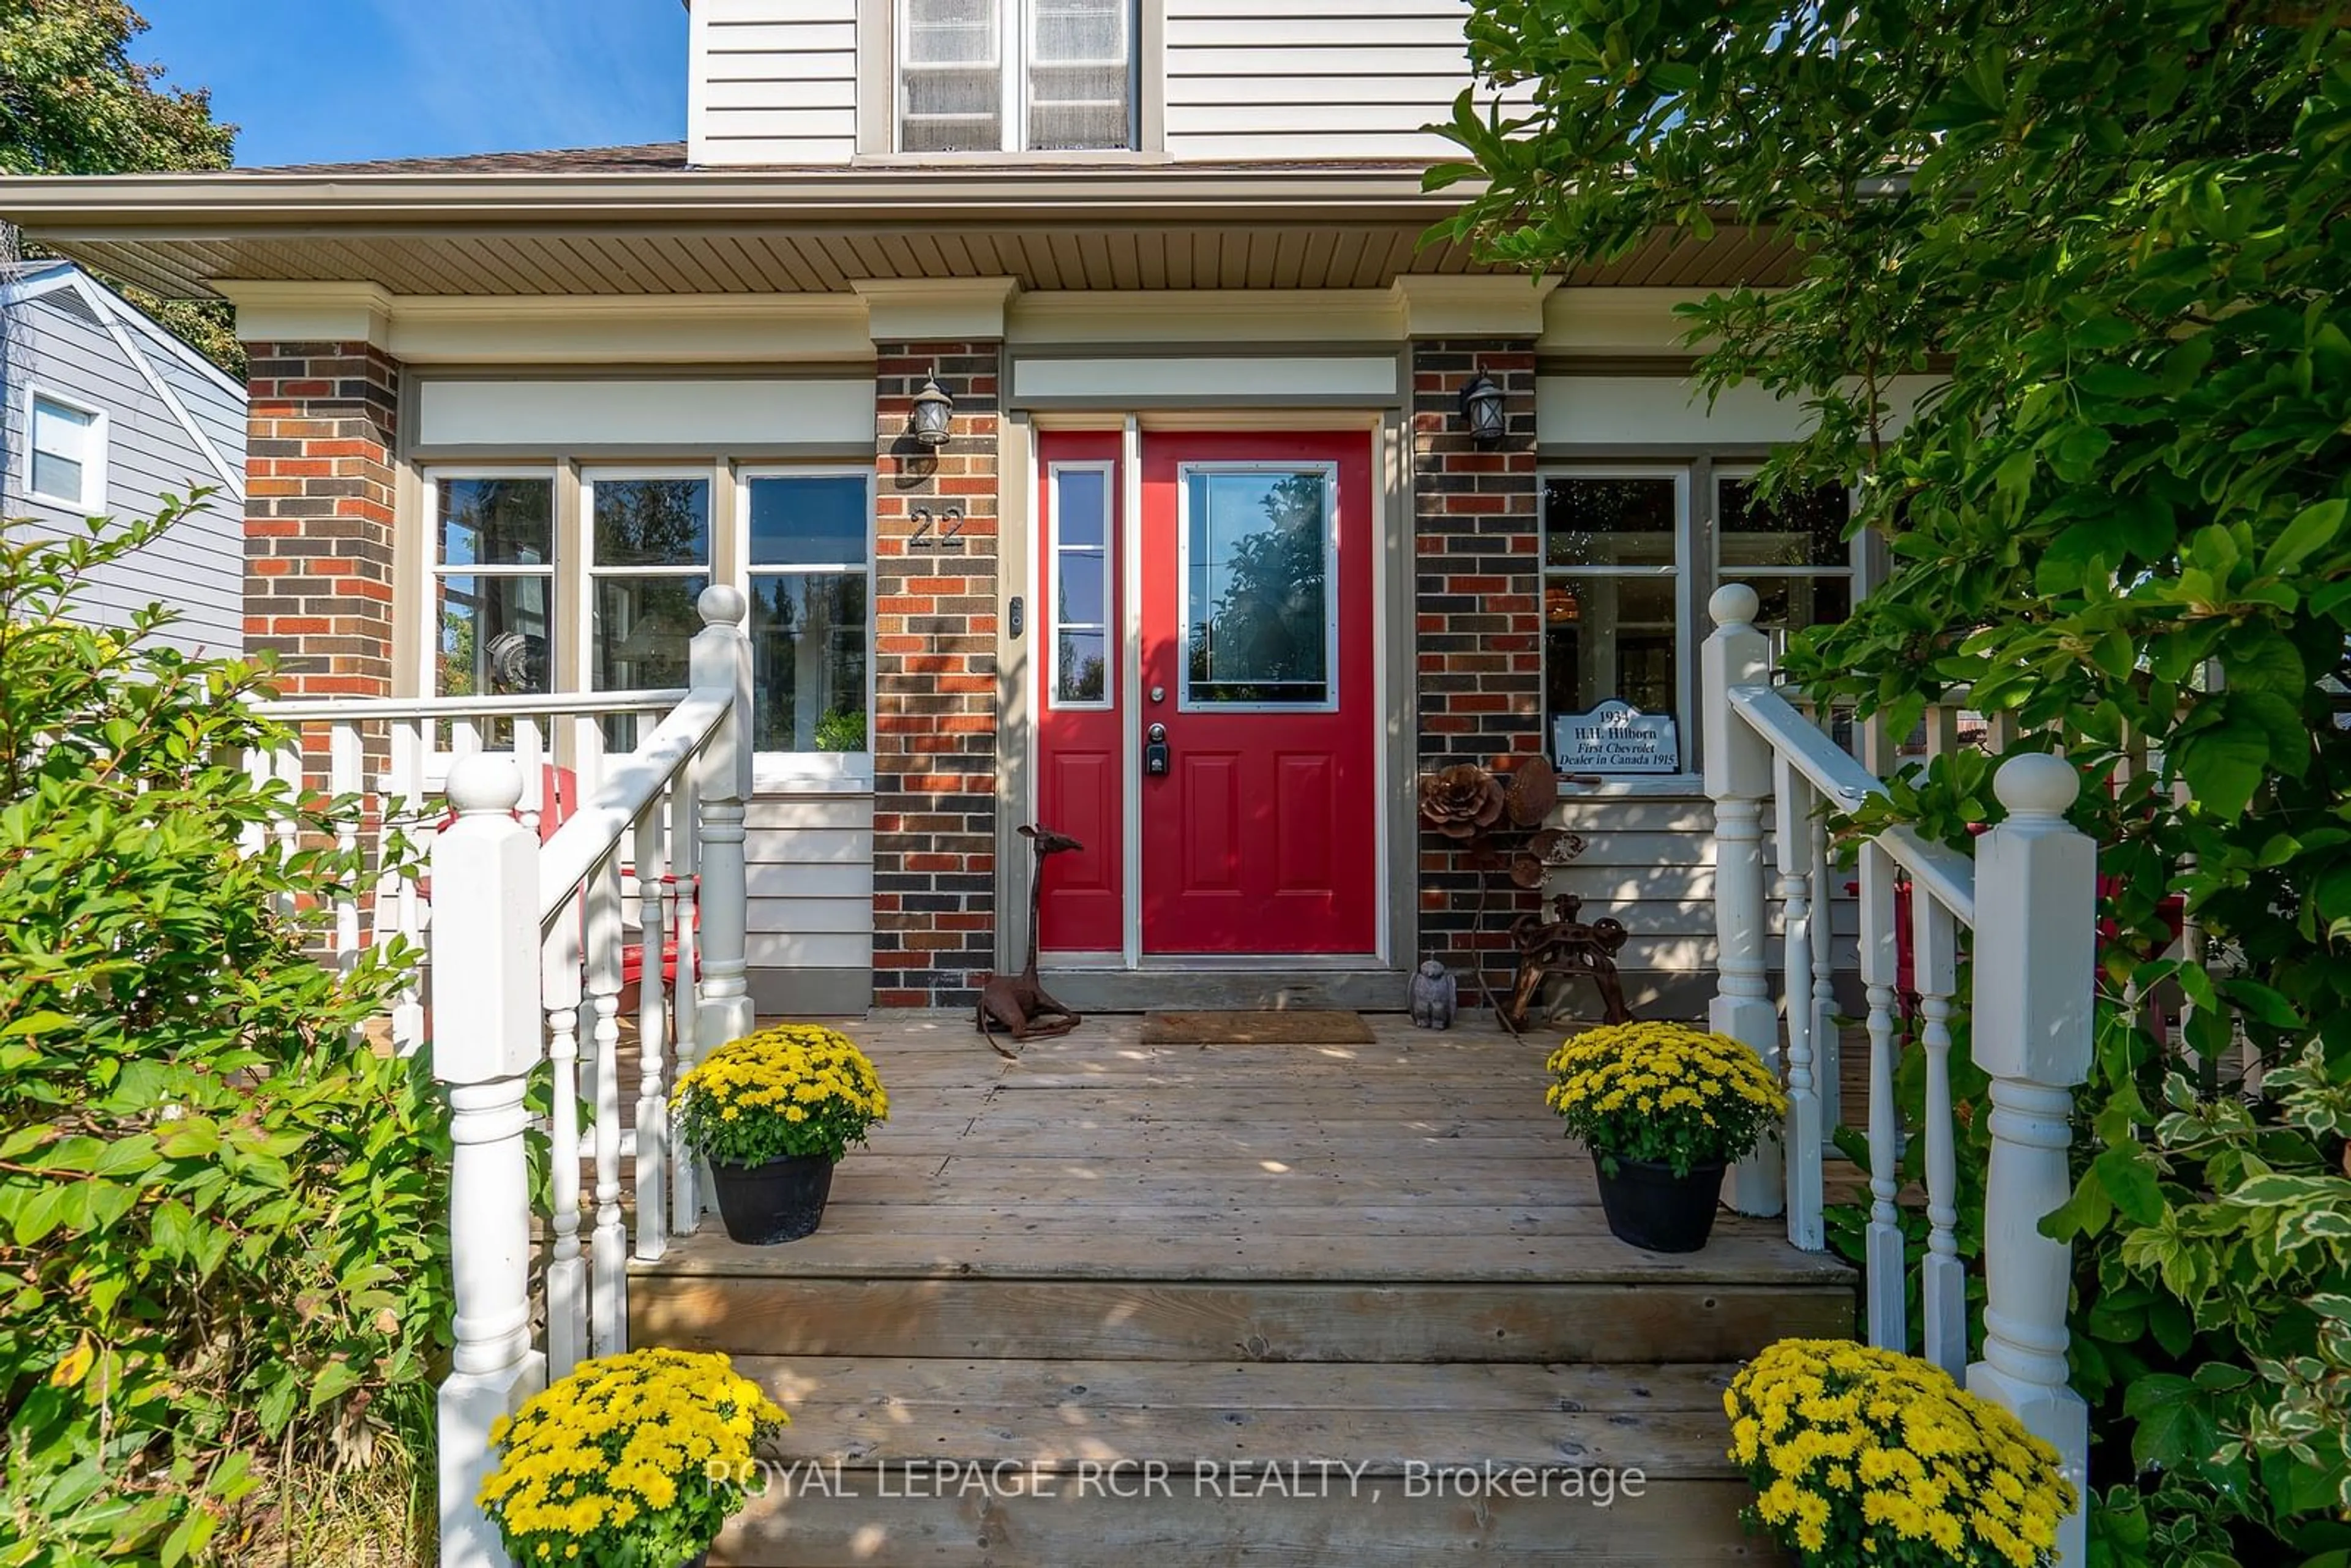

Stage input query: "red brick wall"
[
  {"left": 243, "top": 342, "right": 400, "bottom": 699},
  {"left": 1412, "top": 340, "right": 1543, "bottom": 967},
  {"left": 871, "top": 343, "right": 1001, "bottom": 1007}
]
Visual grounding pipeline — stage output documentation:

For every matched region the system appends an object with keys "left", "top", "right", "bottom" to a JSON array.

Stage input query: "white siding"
[
  {"left": 691, "top": 0, "right": 861, "bottom": 167},
  {"left": 1164, "top": 0, "right": 1484, "bottom": 162},
  {"left": 2, "top": 285, "right": 245, "bottom": 657},
  {"left": 744, "top": 791, "right": 875, "bottom": 976},
  {"left": 1547, "top": 793, "right": 1856, "bottom": 1014}
]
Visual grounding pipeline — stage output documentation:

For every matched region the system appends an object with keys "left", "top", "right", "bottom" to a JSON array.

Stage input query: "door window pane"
[
  {"left": 1543, "top": 574, "right": 1679, "bottom": 725},
  {"left": 1057, "top": 631, "right": 1107, "bottom": 703},
  {"left": 749, "top": 574, "right": 868, "bottom": 752},
  {"left": 1545, "top": 476, "right": 1676, "bottom": 567},
  {"left": 748, "top": 476, "right": 868, "bottom": 566},
  {"left": 437, "top": 574, "right": 553, "bottom": 697},
  {"left": 592, "top": 478, "right": 709, "bottom": 566},
  {"left": 1183, "top": 468, "right": 1332, "bottom": 707},
  {"left": 1051, "top": 465, "right": 1113, "bottom": 708},
  {"left": 438, "top": 478, "right": 553, "bottom": 566},
  {"left": 593, "top": 575, "right": 710, "bottom": 692},
  {"left": 1719, "top": 479, "right": 1850, "bottom": 568}
]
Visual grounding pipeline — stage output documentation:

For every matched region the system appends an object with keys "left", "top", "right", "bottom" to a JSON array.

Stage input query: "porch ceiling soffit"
[{"left": 2, "top": 168, "right": 1792, "bottom": 302}]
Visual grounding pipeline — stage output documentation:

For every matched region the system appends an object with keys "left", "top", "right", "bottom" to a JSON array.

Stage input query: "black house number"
[{"left": 907, "top": 505, "right": 966, "bottom": 552}]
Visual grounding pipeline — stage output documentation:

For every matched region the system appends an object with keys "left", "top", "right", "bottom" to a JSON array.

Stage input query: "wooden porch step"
[
  {"left": 709, "top": 1357, "right": 1782, "bottom": 1566},
  {"left": 634, "top": 1255, "right": 1851, "bottom": 1366}
]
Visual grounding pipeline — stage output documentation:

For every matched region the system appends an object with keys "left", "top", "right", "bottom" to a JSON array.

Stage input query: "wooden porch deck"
[{"left": 632, "top": 1011, "right": 1846, "bottom": 1566}]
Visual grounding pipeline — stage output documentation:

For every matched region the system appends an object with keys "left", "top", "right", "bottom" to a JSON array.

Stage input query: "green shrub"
[{"left": 0, "top": 506, "right": 447, "bottom": 1567}]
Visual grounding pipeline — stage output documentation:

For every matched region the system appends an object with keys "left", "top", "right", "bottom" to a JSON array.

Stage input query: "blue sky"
[{"left": 138, "top": 1, "right": 688, "bottom": 167}]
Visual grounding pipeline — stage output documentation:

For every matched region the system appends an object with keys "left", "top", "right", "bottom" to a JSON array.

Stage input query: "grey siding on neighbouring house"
[{"left": 2, "top": 278, "right": 245, "bottom": 657}]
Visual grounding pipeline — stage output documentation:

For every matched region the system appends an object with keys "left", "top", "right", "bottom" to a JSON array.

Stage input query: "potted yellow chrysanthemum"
[
  {"left": 1724, "top": 1340, "right": 2074, "bottom": 1566},
  {"left": 478, "top": 1347, "right": 787, "bottom": 1567},
  {"left": 672, "top": 1023, "right": 890, "bottom": 1244},
  {"left": 1544, "top": 1020, "right": 1786, "bottom": 1251}
]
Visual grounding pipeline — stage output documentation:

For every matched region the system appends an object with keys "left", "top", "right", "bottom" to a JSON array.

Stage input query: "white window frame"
[
  {"left": 24, "top": 386, "right": 109, "bottom": 513},
  {"left": 421, "top": 467, "right": 561, "bottom": 700},
  {"left": 1046, "top": 459, "right": 1115, "bottom": 711},
  {"left": 1539, "top": 466, "right": 1695, "bottom": 775},
  {"left": 896, "top": 0, "right": 1138, "bottom": 154},
  {"left": 737, "top": 466, "right": 879, "bottom": 786},
  {"left": 1175, "top": 459, "right": 1343, "bottom": 717}
]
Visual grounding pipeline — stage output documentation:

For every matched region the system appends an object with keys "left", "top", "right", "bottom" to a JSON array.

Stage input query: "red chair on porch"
[{"left": 430, "top": 763, "right": 699, "bottom": 998}]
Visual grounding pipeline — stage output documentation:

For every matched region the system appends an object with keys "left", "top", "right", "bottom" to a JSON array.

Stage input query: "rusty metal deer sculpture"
[{"left": 977, "top": 823, "right": 1085, "bottom": 1057}]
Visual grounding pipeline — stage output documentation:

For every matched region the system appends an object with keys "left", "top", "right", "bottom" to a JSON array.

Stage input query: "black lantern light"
[
  {"left": 909, "top": 372, "right": 954, "bottom": 448},
  {"left": 1460, "top": 373, "right": 1506, "bottom": 447}
]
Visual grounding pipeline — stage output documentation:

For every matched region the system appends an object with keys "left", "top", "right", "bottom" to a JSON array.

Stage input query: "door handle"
[{"left": 1144, "top": 722, "right": 1170, "bottom": 777}]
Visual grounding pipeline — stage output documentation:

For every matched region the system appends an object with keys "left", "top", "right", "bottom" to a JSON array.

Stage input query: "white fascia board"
[
  {"left": 1009, "top": 289, "right": 1404, "bottom": 345},
  {"left": 384, "top": 294, "right": 874, "bottom": 364},
  {"left": 1540, "top": 287, "right": 1731, "bottom": 355},
  {"left": 78, "top": 278, "right": 245, "bottom": 498}
]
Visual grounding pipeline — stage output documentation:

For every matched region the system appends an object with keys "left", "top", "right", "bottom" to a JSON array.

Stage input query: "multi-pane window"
[
  {"left": 1542, "top": 473, "right": 1685, "bottom": 764},
  {"left": 27, "top": 392, "right": 106, "bottom": 511},
  {"left": 1539, "top": 466, "right": 1860, "bottom": 775},
  {"left": 424, "top": 467, "right": 871, "bottom": 763},
  {"left": 744, "top": 474, "right": 872, "bottom": 755},
  {"left": 1049, "top": 463, "right": 1112, "bottom": 706},
  {"left": 899, "top": 0, "right": 1136, "bottom": 152},
  {"left": 433, "top": 476, "right": 556, "bottom": 698}
]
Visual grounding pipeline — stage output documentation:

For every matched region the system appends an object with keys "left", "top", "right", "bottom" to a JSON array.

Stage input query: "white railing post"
[
  {"left": 668, "top": 783, "right": 704, "bottom": 1233},
  {"left": 431, "top": 757, "right": 545, "bottom": 1568},
  {"left": 541, "top": 913, "right": 587, "bottom": 1383},
  {"left": 1968, "top": 754, "right": 2095, "bottom": 1568},
  {"left": 691, "top": 585, "right": 756, "bottom": 1054},
  {"left": 1775, "top": 757, "right": 1826, "bottom": 1250},
  {"left": 388, "top": 719, "right": 427, "bottom": 1054},
  {"left": 632, "top": 802, "right": 670, "bottom": 1262},
  {"left": 585, "top": 853, "right": 627, "bottom": 1358},
  {"left": 1703, "top": 585, "right": 1785, "bottom": 1218},
  {"left": 1857, "top": 842, "right": 1906, "bottom": 1352},
  {"left": 1916, "top": 888, "right": 1966, "bottom": 1377}
]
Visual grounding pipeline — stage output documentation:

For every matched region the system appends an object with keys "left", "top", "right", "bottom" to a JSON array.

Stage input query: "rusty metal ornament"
[
  {"left": 1502, "top": 891, "right": 1635, "bottom": 1031},
  {"left": 977, "top": 823, "right": 1085, "bottom": 1056}
]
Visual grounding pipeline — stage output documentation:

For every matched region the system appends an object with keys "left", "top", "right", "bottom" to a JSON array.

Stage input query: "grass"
[{"left": 223, "top": 1400, "right": 437, "bottom": 1568}]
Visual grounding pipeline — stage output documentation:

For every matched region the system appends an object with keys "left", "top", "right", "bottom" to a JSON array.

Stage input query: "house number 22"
[{"left": 908, "top": 505, "right": 966, "bottom": 552}]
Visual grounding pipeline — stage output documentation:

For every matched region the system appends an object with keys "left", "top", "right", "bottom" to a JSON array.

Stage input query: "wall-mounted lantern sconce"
[
  {"left": 1460, "top": 373, "right": 1506, "bottom": 448},
  {"left": 909, "top": 373, "right": 955, "bottom": 448}
]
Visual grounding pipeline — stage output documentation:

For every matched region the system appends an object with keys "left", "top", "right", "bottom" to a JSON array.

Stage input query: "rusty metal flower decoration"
[{"left": 1419, "top": 764, "right": 1506, "bottom": 839}]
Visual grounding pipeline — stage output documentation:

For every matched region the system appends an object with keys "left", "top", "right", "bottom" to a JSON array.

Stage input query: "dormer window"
[{"left": 899, "top": 0, "right": 1136, "bottom": 152}]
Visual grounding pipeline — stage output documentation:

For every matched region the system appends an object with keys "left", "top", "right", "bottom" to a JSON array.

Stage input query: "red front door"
[{"left": 1136, "top": 433, "right": 1378, "bottom": 955}]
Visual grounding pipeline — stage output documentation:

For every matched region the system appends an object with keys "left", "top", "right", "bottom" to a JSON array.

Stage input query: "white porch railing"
[
  {"left": 255, "top": 587, "right": 754, "bottom": 1568},
  {"left": 1701, "top": 584, "right": 2096, "bottom": 1566}
]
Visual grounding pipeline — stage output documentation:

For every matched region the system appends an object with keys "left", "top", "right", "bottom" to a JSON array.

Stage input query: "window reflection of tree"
[{"left": 1188, "top": 472, "right": 1328, "bottom": 703}]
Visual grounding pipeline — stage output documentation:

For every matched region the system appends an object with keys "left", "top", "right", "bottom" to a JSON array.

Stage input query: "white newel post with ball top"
[
  {"left": 1968, "top": 753, "right": 2096, "bottom": 1567},
  {"left": 1702, "top": 585, "right": 1785, "bottom": 1218},
  {"left": 692, "top": 585, "right": 757, "bottom": 1071},
  {"left": 433, "top": 756, "right": 547, "bottom": 1568}
]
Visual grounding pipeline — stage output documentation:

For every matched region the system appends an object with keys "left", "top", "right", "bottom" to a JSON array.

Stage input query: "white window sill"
[
  {"left": 753, "top": 755, "right": 875, "bottom": 796},
  {"left": 1558, "top": 773, "right": 1710, "bottom": 800},
  {"left": 26, "top": 488, "right": 97, "bottom": 513}
]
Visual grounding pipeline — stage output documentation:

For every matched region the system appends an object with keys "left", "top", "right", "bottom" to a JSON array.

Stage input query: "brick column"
[
  {"left": 243, "top": 341, "right": 400, "bottom": 698},
  {"left": 871, "top": 343, "right": 1001, "bottom": 1007},
  {"left": 1412, "top": 339, "right": 1543, "bottom": 969}
]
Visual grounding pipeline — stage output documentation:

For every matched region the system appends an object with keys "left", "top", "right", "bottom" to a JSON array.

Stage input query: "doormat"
[{"left": 1140, "top": 1010, "right": 1376, "bottom": 1046}]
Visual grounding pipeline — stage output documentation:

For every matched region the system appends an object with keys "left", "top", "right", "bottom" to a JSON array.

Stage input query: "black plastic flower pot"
[
  {"left": 709, "top": 1153, "right": 835, "bottom": 1245},
  {"left": 1591, "top": 1153, "right": 1727, "bottom": 1253}
]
